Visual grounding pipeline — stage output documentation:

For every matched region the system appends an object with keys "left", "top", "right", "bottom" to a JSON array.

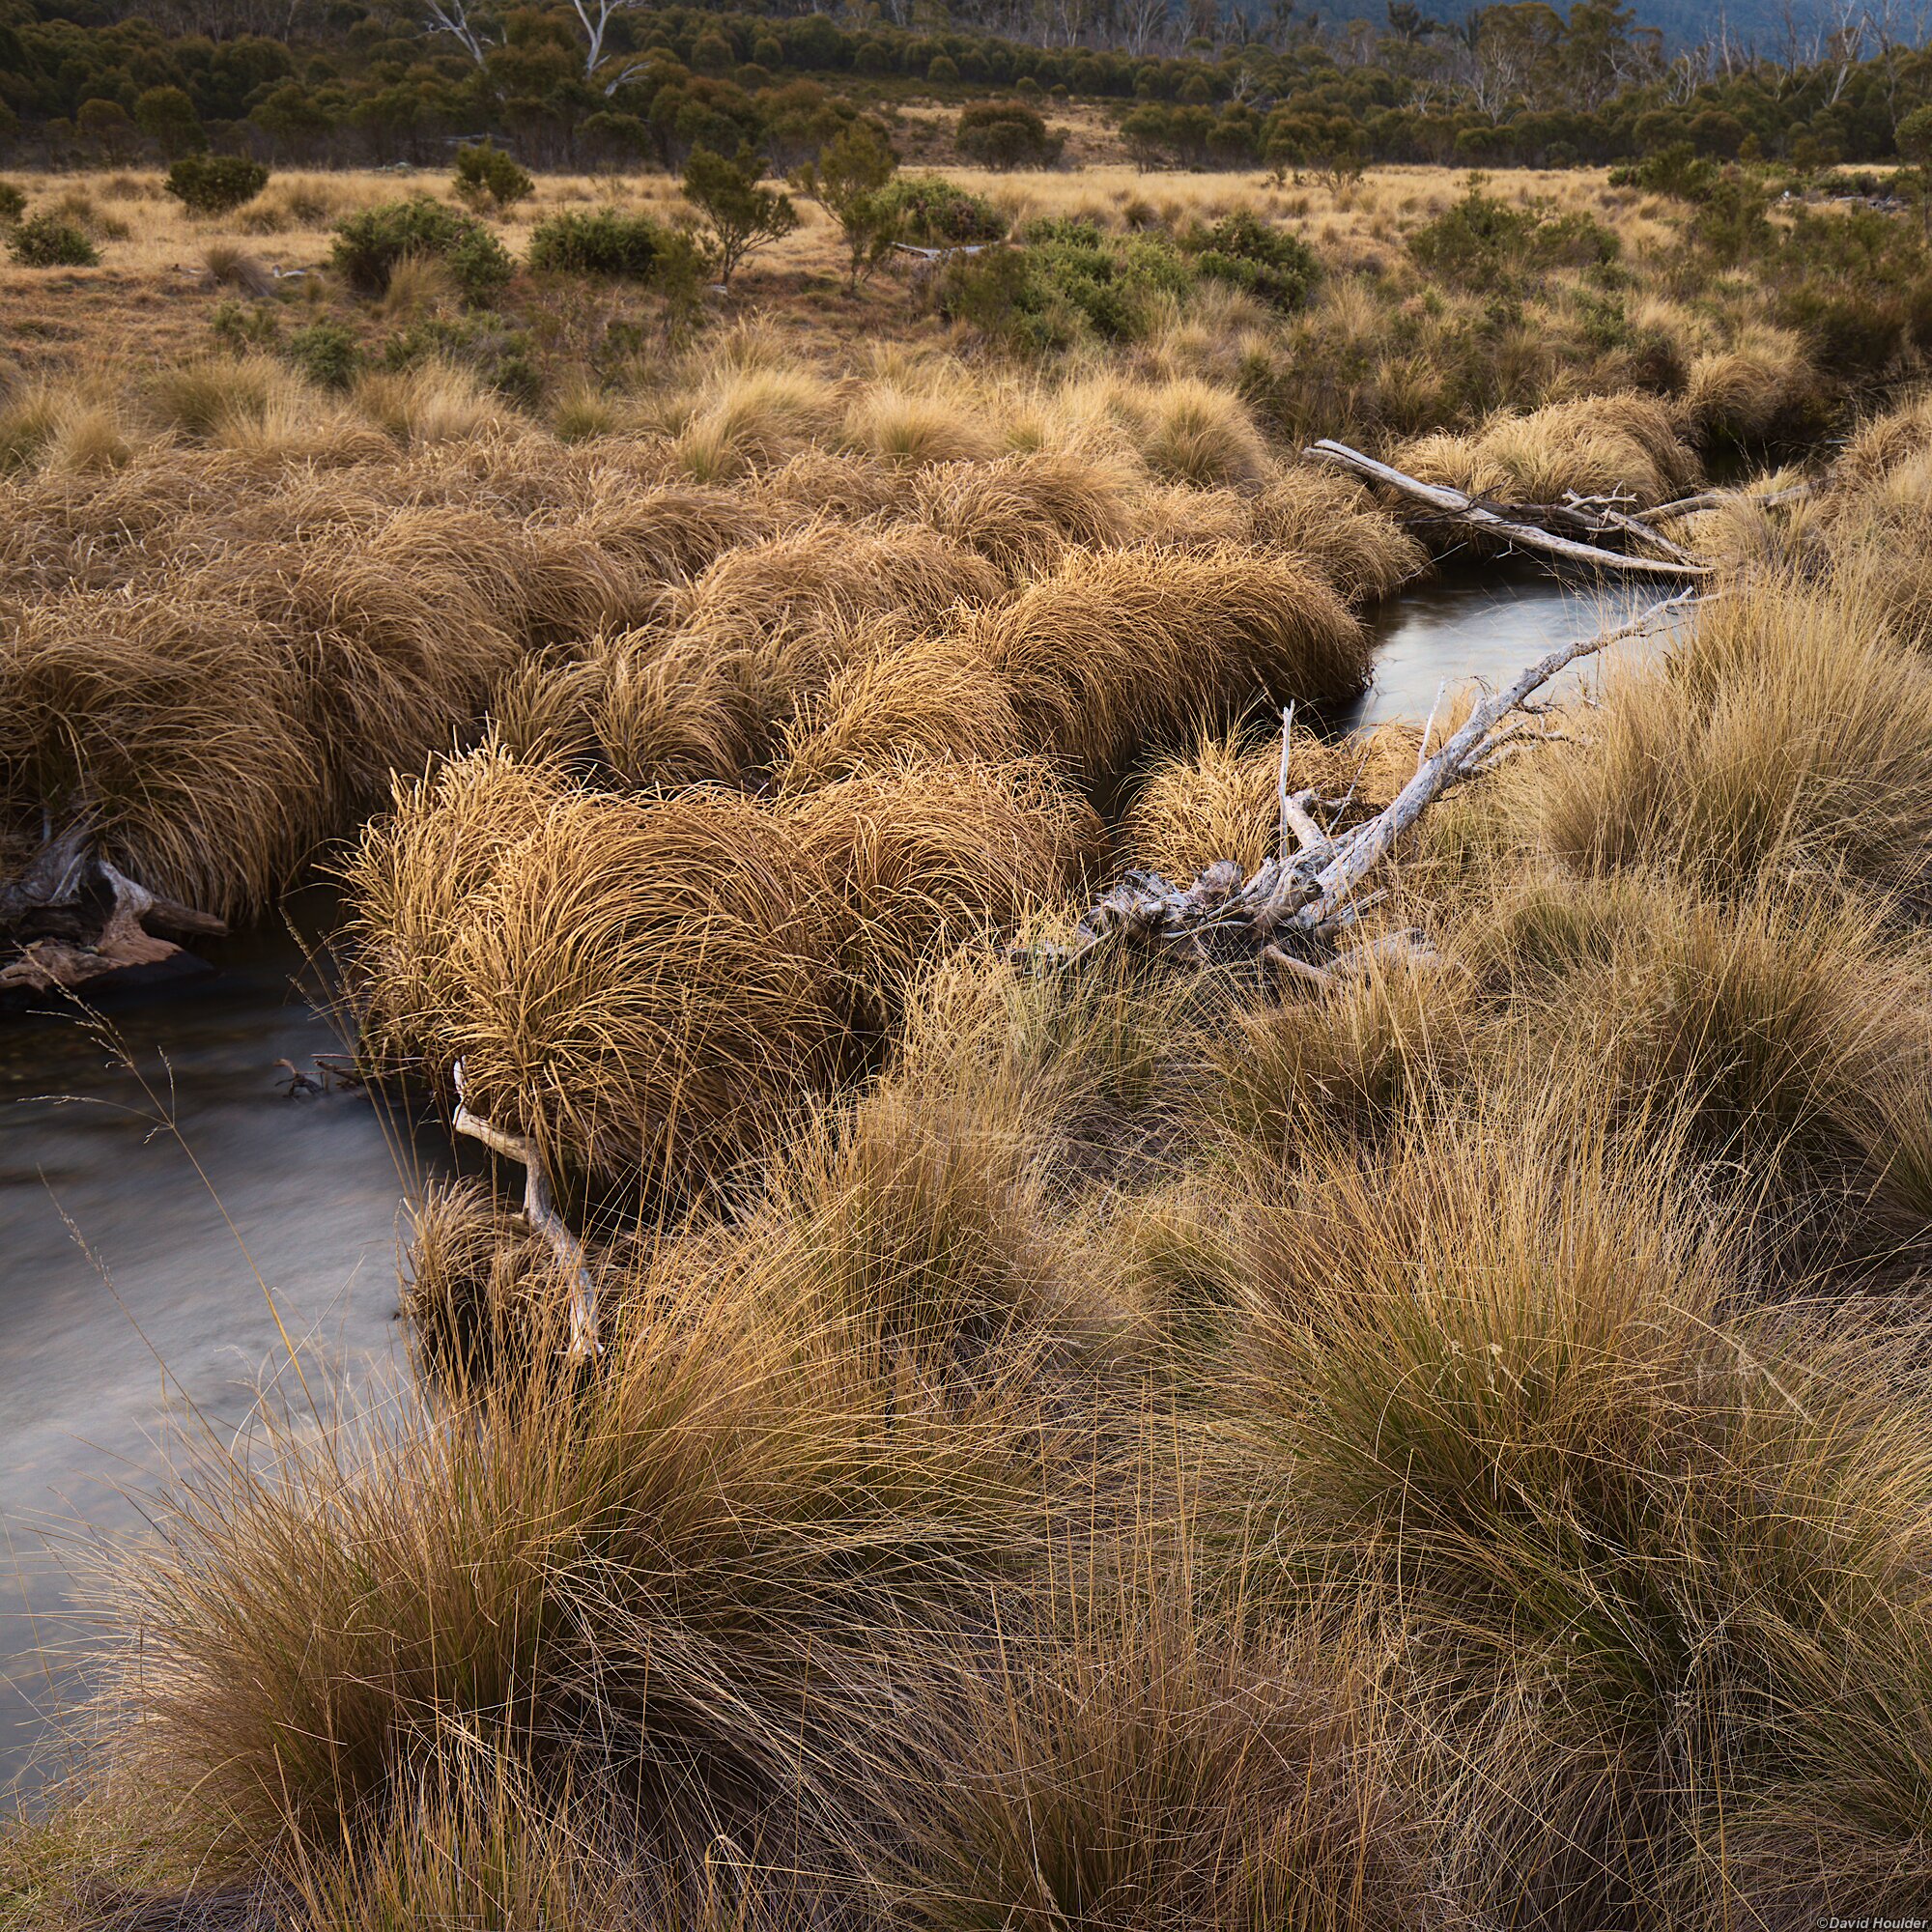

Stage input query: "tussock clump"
[
  {"left": 403, "top": 1175, "right": 567, "bottom": 1385},
  {"left": 670, "top": 523, "right": 1007, "bottom": 708},
  {"left": 106, "top": 1276, "right": 1051, "bottom": 1900},
  {"left": 902, "top": 1591, "right": 1428, "bottom": 1932},
  {"left": 1122, "top": 482, "right": 1253, "bottom": 552},
  {"left": 789, "top": 759, "right": 1100, "bottom": 1011},
  {"left": 352, "top": 360, "right": 515, "bottom": 446},
  {"left": 778, "top": 630, "right": 1024, "bottom": 792},
  {"left": 0, "top": 381, "right": 128, "bottom": 476},
  {"left": 0, "top": 582, "right": 308, "bottom": 919},
  {"left": 493, "top": 629, "right": 766, "bottom": 790},
  {"left": 443, "top": 788, "right": 850, "bottom": 1192},
  {"left": 1067, "top": 376, "right": 1270, "bottom": 490},
  {"left": 343, "top": 744, "right": 566, "bottom": 1067},
  {"left": 1245, "top": 464, "right": 1428, "bottom": 607},
  {"left": 1399, "top": 390, "right": 1698, "bottom": 509},
  {"left": 1218, "top": 1104, "right": 1932, "bottom": 1922},
  {"left": 974, "top": 548, "right": 1368, "bottom": 779},
  {"left": 749, "top": 447, "right": 906, "bottom": 526},
  {"left": 1122, "top": 720, "right": 1438, "bottom": 880},
  {"left": 242, "top": 525, "right": 526, "bottom": 815},
  {"left": 668, "top": 365, "right": 843, "bottom": 479},
  {"left": 1683, "top": 327, "right": 1815, "bottom": 447},
  {"left": 842, "top": 384, "right": 1002, "bottom": 468},
  {"left": 1833, "top": 388, "right": 1932, "bottom": 496},
  {"left": 1515, "top": 578, "right": 1932, "bottom": 903},
  {"left": 912, "top": 449, "right": 1139, "bottom": 579}
]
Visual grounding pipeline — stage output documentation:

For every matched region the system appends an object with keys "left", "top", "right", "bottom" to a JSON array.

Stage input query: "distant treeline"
[{"left": 1, "top": 0, "right": 1928, "bottom": 173}]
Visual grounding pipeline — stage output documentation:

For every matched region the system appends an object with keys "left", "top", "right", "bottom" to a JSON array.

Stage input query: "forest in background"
[{"left": 3, "top": 0, "right": 1931, "bottom": 173}]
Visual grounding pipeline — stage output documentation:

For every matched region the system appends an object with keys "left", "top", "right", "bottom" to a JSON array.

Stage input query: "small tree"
[
  {"left": 165, "top": 156, "right": 271, "bottom": 217},
  {"left": 955, "top": 99, "right": 1064, "bottom": 170},
  {"left": 682, "top": 145, "right": 798, "bottom": 290},
  {"left": 792, "top": 120, "right": 898, "bottom": 292},
  {"left": 453, "top": 141, "right": 534, "bottom": 212}
]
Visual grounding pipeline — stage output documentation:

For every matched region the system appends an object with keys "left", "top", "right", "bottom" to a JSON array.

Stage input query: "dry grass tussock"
[
  {"left": 1398, "top": 389, "right": 1699, "bottom": 510},
  {"left": 972, "top": 547, "right": 1369, "bottom": 779}
]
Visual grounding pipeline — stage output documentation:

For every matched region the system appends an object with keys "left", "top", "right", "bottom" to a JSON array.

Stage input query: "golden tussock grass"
[
  {"left": 1063, "top": 374, "right": 1271, "bottom": 490},
  {"left": 777, "top": 629, "right": 1024, "bottom": 792},
  {"left": 1512, "top": 575, "right": 1932, "bottom": 905},
  {"left": 973, "top": 546, "right": 1369, "bottom": 779},
  {"left": 0, "top": 582, "right": 309, "bottom": 919},
  {"left": 439, "top": 786, "right": 852, "bottom": 1192},
  {"left": 788, "top": 758, "right": 1102, "bottom": 1012},
  {"left": 342, "top": 743, "right": 567, "bottom": 1068},
  {"left": 493, "top": 628, "right": 767, "bottom": 792},
  {"left": 1122, "top": 718, "right": 1445, "bottom": 880},
  {"left": 911, "top": 448, "right": 1140, "bottom": 580},
  {"left": 1398, "top": 389, "right": 1699, "bottom": 509},
  {"left": 1244, "top": 464, "right": 1429, "bottom": 606}
]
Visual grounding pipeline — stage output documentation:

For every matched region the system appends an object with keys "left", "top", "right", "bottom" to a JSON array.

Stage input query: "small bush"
[
  {"left": 164, "top": 155, "right": 270, "bottom": 217},
  {"left": 1187, "top": 210, "right": 1320, "bottom": 311},
  {"left": 330, "top": 197, "right": 512, "bottom": 304},
  {"left": 0, "top": 181, "right": 24, "bottom": 228},
  {"left": 526, "top": 206, "right": 670, "bottom": 278},
  {"left": 939, "top": 220, "right": 1189, "bottom": 352},
  {"left": 956, "top": 99, "right": 1065, "bottom": 170},
  {"left": 1408, "top": 184, "right": 1619, "bottom": 293},
  {"left": 9, "top": 214, "right": 98, "bottom": 267},
  {"left": 452, "top": 141, "right": 533, "bottom": 211},
  {"left": 870, "top": 173, "right": 1006, "bottom": 245},
  {"left": 285, "top": 319, "right": 362, "bottom": 389}
]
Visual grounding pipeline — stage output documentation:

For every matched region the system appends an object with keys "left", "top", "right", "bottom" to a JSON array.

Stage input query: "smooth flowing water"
[
  {"left": 0, "top": 903, "right": 443, "bottom": 1797},
  {"left": 0, "top": 571, "right": 1654, "bottom": 1800}
]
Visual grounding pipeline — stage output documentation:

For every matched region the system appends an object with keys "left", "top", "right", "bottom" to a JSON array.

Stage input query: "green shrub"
[
  {"left": 211, "top": 298, "right": 279, "bottom": 352},
  {"left": 285, "top": 319, "right": 362, "bottom": 389},
  {"left": 0, "top": 181, "right": 24, "bottom": 228},
  {"left": 681, "top": 145, "right": 798, "bottom": 288},
  {"left": 927, "top": 54, "right": 959, "bottom": 84},
  {"left": 955, "top": 99, "right": 1064, "bottom": 170},
  {"left": 1187, "top": 210, "right": 1320, "bottom": 311},
  {"left": 938, "top": 218, "right": 1189, "bottom": 352},
  {"left": 453, "top": 142, "right": 533, "bottom": 212},
  {"left": 164, "top": 155, "right": 270, "bottom": 217},
  {"left": 527, "top": 207, "right": 669, "bottom": 278},
  {"left": 870, "top": 173, "right": 1006, "bottom": 246},
  {"left": 330, "top": 196, "right": 512, "bottom": 304},
  {"left": 1408, "top": 184, "right": 1619, "bottom": 293},
  {"left": 10, "top": 214, "right": 98, "bottom": 267}
]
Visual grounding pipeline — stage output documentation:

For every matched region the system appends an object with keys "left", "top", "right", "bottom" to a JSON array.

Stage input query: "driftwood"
[
  {"left": 0, "top": 819, "right": 227, "bottom": 993},
  {"left": 1637, "top": 479, "right": 1816, "bottom": 526},
  {"left": 1304, "top": 440, "right": 1716, "bottom": 582},
  {"left": 451, "top": 1060, "right": 602, "bottom": 1361},
  {"left": 1047, "top": 593, "right": 1696, "bottom": 975}
]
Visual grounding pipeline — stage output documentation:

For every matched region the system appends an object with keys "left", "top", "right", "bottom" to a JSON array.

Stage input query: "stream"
[{"left": 0, "top": 571, "right": 1655, "bottom": 1801}]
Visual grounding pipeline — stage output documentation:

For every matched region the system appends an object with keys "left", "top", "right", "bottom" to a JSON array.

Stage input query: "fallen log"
[
  {"left": 1040, "top": 592, "right": 1698, "bottom": 976},
  {"left": 0, "top": 822, "right": 229, "bottom": 994},
  {"left": 451, "top": 1061, "right": 602, "bottom": 1362},
  {"left": 1303, "top": 440, "right": 1715, "bottom": 582},
  {"left": 1637, "top": 479, "right": 1816, "bottom": 526}
]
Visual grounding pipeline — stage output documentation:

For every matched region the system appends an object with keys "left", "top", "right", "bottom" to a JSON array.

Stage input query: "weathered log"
[
  {"left": 451, "top": 1061, "right": 602, "bottom": 1362},
  {"left": 1637, "top": 479, "right": 1815, "bottom": 526},
  {"left": 1040, "top": 592, "right": 1698, "bottom": 980},
  {"left": 1303, "top": 440, "right": 1716, "bottom": 581},
  {"left": 0, "top": 839, "right": 229, "bottom": 994}
]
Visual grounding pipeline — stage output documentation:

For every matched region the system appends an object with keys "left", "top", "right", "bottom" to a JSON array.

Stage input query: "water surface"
[{"left": 0, "top": 909, "right": 440, "bottom": 1798}]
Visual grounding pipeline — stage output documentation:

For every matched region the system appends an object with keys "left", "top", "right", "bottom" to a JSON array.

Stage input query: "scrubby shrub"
[
  {"left": 956, "top": 99, "right": 1065, "bottom": 170},
  {"left": 526, "top": 206, "right": 671, "bottom": 278},
  {"left": 1187, "top": 209, "right": 1320, "bottom": 311},
  {"left": 9, "top": 213, "right": 98, "bottom": 267},
  {"left": 164, "top": 155, "right": 270, "bottom": 216},
  {"left": 1408, "top": 184, "right": 1619, "bottom": 293},
  {"left": 870, "top": 173, "right": 1006, "bottom": 246},
  {"left": 284, "top": 319, "right": 361, "bottom": 389},
  {"left": 452, "top": 141, "right": 532, "bottom": 211},
  {"left": 939, "top": 219, "right": 1189, "bottom": 351},
  {"left": 330, "top": 196, "right": 512, "bottom": 304},
  {"left": 0, "top": 181, "right": 24, "bottom": 228},
  {"left": 791, "top": 117, "right": 899, "bottom": 290}
]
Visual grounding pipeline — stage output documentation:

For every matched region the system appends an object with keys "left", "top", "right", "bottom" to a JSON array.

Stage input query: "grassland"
[{"left": 5, "top": 156, "right": 1932, "bottom": 1930}]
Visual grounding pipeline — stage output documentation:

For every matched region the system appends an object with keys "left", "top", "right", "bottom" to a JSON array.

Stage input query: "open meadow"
[{"left": 4, "top": 128, "right": 1932, "bottom": 1931}]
